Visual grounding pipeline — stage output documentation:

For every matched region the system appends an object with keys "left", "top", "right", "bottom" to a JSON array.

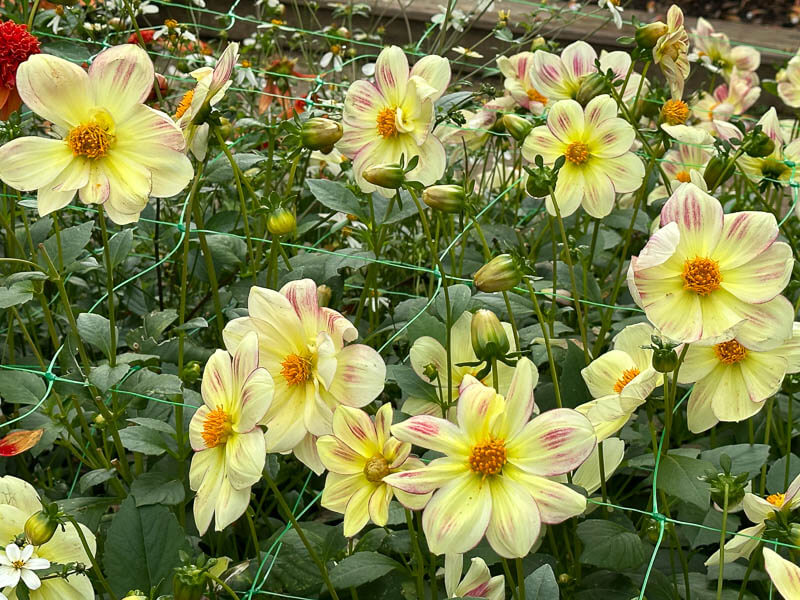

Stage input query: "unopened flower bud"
[
  {"left": 267, "top": 208, "right": 296, "bottom": 236},
  {"left": 122, "top": 592, "right": 147, "bottom": 600},
  {"left": 301, "top": 118, "right": 343, "bottom": 153},
  {"left": 423, "top": 185, "right": 466, "bottom": 213},
  {"left": 24, "top": 510, "right": 58, "bottom": 546},
  {"left": 473, "top": 254, "right": 521, "bottom": 293},
  {"left": 635, "top": 21, "right": 668, "bottom": 49},
  {"left": 575, "top": 73, "right": 608, "bottom": 106},
  {"left": 502, "top": 114, "right": 533, "bottom": 141},
  {"left": 531, "top": 36, "right": 547, "bottom": 50},
  {"left": 173, "top": 566, "right": 208, "bottom": 600},
  {"left": 216, "top": 116, "right": 233, "bottom": 140},
  {"left": 317, "top": 284, "right": 332, "bottom": 307},
  {"left": 703, "top": 156, "right": 735, "bottom": 191},
  {"left": 745, "top": 131, "right": 775, "bottom": 158},
  {"left": 363, "top": 164, "right": 405, "bottom": 189},
  {"left": 652, "top": 347, "right": 678, "bottom": 373},
  {"left": 181, "top": 361, "right": 202, "bottom": 385},
  {"left": 471, "top": 309, "right": 510, "bottom": 362}
]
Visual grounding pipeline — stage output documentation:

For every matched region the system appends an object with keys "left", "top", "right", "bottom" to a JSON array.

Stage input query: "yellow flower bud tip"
[
  {"left": 473, "top": 254, "right": 521, "bottom": 293},
  {"left": 422, "top": 184, "right": 466, "bottom": 213},
  {"left": 471, "top": 309, "right": 510, "bottom": 362},
  {"left": 501, "top": 114, "right": 533, "bottom": 142},
  {"left": 635, "top": 21, "right": 669, "bottom": 49},
  {"left": 363, "top": 164, "right": 405, "bottom": 189},
  {"left": 267, "top": 208, "right": 297, "bottom": 236},
  {"left": 300, "top": 118, "right": 343, "bottom": 151},
  {"left": 24, "top": 510, "right": 59, "bottom": 546}
]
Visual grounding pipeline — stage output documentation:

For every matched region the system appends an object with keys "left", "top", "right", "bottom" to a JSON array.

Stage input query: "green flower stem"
[
  {"left": 208, "top": 572, "right": 240, "bottom": 600},
  {"left": 190, "top": 201, "right": 226, "bottom": 340},
  {"left": 597, "top": 440, "right": 610, "bottom": 512},
  {"left": 63, "top": 514, "right": 118, "bottom": 600},
  {"left": 502, "top": 558, "right": 519, "bottom": 600},
  {"left": 760, "top": 398, "right": 774, "bottom": 495},
  {"left": 737, "top": 545, "right": 761, "bottom": 600},
  {"left": 716, "top": 484, "right": 729, "bottom": 600},
  {"left": 525, "top": 279, "right": 563, "bottom": 408},
  {"left": 263, "top": 472, "right": 340, "bottom": 600},
  {"left": 516, "top": 557, "right": 526, "bottom": 600},
  {"left": 10, "top": 306, "right": 45, "bottom": 369},
  {"left": 405, "top": 509, "right": 426, "bottom": 600}
]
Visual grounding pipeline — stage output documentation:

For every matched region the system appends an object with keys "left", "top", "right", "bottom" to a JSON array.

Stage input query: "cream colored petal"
[
  {"left": 15, "top": 54, "right": 90, "bottom": 128},
  {"left": 422, "top": 473, "right": 492, "bottom": 555},
  {"left": 0, "top": 137, "right": 73, "bottom": 192},
  {"left": 224, "top": 430, "right": 266, "bottom": 490},
  {"left": 763, "top": 547, "right": 800, "bottom": 600},
  {"left": 485, "top": 476, "right": 541, "bottom": 558},
  {"left": 88, "top": 45, "right": 154, "bottom": 120}
]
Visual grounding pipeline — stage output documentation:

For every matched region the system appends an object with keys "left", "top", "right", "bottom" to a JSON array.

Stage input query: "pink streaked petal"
[
  {"left": 632, "top": 221, "right": 680, "bottom": 270},
  {"left": 660, "top": 182, "right": 724, "bottom": 258},
  {"left": 0, "top": 136, "right": 73, "bottom": 192},
  {"left": 391, "top": 415, "right": 470, "bottom": 456},
  {"left": 209, "top": 43, "right": 239, "bottom": 96},
  {"left": 237, "top": 368, "right": 274, "bottom": 432},
  {"left": 531, "top": 51, "right": 571, "bottom": 100},
  {"left": 583, "top": 94, "right": 617, "bottom": 132},
  {"left": 332, "top": 405, "right": 380, "bottom": 458},
  {"left": 317, "top": 435, "right": 367, "bottom": 474},
  {"left": 486, "top": 477, "right": 542, "bottom": 558},
  {"left": 327, "top": 344, "right": 386, "bottom": 407},
  {"left": 763, "top": 547, "right": 800, "bottom": 599},
  {"left": 497, "top": 357, "right": 537, "bottom": 440},
  {"left": 546, "top": 99, "right": 584, "bottom": 144},
  {"left": 375, "top": 45, "right": 409, "bottom": 107},
  {"left": 422, "top": 474, "right": 492, "bottom": 555},
  {"left": 383, "top": 456, "right": 467, "bottom": 494},
  {"left": 561, "top": 41, "right": 598, "bottom": 81},
  {"left": 281, "top": 278, "right": 323, "bottom": 339},
  {"left": 374, "top": 403, "right": 393, "bottom": 449},
  {"left": 89, "top": 44, "right": 154, "bottom": 119},
  {"left": 507, "top": 465, "right": 587, "bottom": 523},
  {"left": 456, "top": 379, "right": 504, "bottom": 442},
  {"left": 201, "top": 349, "right": 235, "bottom": 411},
  {"left": 588, "top": 117, "right": 636, "bottom": 159},
  {"left": 719, "top": 241, "right": 792, "bottom": 304},
  {"left": 343, "top": 79, "right": 385, "bottom": 122},
  {"left": 78, "top": 163, "right": 111, "bottom": 206},
  {"left": 507, "top": 408, "right": 596, "bottom": 476},
  {"left": 16, "top": 53, "right": 90, "bottom": 128},
  {"left": 521, "top": 126, "right": 564, "bottom": 165}
]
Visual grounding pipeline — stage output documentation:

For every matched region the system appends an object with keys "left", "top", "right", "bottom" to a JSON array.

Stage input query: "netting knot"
[
  {"left": 177, "top": 223, "right": 186, "bottom": 233},
  {"left": 651, "top": 511, "right": 666, "bottom": 523},
  {"left": 785, "top": 160, "right": 796, "bottom": 168},
  {"left": 43, "top": 371, "right": 55, "bottom": 382}
]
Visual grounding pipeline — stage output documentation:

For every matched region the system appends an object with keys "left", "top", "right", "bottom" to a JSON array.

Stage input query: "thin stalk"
[
  {"left": 716, "top": 484, "right": 729, "bottom": 599},
  {"left": 405, "top": 509, "right": 426, "bottom": 600}
]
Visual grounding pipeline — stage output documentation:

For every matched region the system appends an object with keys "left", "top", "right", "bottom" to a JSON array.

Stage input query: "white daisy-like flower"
[
  {"left": 598, "top": 0, "right": 623, "bottom": 28},
  {"left": 453, "top": 46, "right": 484, "bottom": 58},
  {"left": 0, "top": 544, "right": 50, "bottom": 591}
]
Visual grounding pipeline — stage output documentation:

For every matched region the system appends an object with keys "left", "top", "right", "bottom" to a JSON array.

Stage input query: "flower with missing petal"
[
  {"left": 652, "top": 5, "right": 690, "bottom": 99},
  {"left": 522, "top": 94, "right": 644, "bottom": 218},
  {"left": 496, "top": 52, "right": 547, "bottom": 114},
  {"left": 0, "top": 45, "right": 193, "bottom": 224},
  {"left": 0, "top": 476, "right": 95, "bottom": 600},
  {"left": 764, "top": 547, "right": 800, "bottom": 600},
  {"left": 706, "top": 474, "right": 800, "bottom": 565},
  {"left": 317, "top": 404, "right": 430, "bottom": 537},
  {"left": 337, "top": 45, "right": 451, "bottom": 196},
  {"left": 189, "top": 331, "right": 274, "bottom": 534},
  {"left": 174, "top": 42, "right": 239, "bottom": 160},
  {"left": 690, "top": 18, "right": 760, "bottom": 80},
  {"left": 628, "top": 182, "right": 794, "bottom": 345},
  {"left": 444, "top": 554, "right": 504, "bottom": 600},
  {"left": 384, "top": 358, "right": 596, "bottom": 557},
  {"left": 222, "top": 279, "right": 386, "bottom": 474}
]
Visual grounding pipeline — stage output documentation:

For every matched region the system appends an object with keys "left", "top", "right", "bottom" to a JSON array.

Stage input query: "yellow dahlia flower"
[
  {"left": 444, "top": 554, "right": 504, "bottom": 600},
  {"left": 317, "top": 404, "right": 430, "bottom": 537},
  {"left": 522, "top": 94, "right": 644, "bottom": 218},
  {"left": 222, "top": 279, "right": 386, "bottom": 474},
  {"left": 706, "top": 474, "right": 800, "bottom": 566},
  {"left": 496, "top": 52, "right": 547, "bottom": 114},
  {"left": 0, "top": 476, "right": 95, "bottom": 600},
  {"left": 189, "top": 331, "right": 274, "bottom": 534},
  {"left": 690, "top": 18, "right": 760, "bottom": 81},
  {"left": 628, "top": 182, "right": 794, "bottom": 345},
  {"left": 337, "top": 45, "right": 451, "bottom": 196},
  {"left": 652, "top": 5, "right": 690, "bottom": 99},
  {"left": 0, "top": 45, "right": 193, "bottom": 225},
  {"left": 764, "top": 547, "right": 800, "bottom": 600},
  {"left": 384, "top": 358, "right": 596, "bottom": 558}
]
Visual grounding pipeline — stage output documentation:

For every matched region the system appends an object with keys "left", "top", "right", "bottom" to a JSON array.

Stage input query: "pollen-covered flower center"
[
  {"left": 11, "top": 559, "right": 25, "bottom": 569},
  {"left": 469, "top": 438, "right": 507, "bottom": 476},
  {"left": 526, "top": 88, "right": 547, "bottom": 105},
  {"left": 661, "top": 99, "right": 689, "bottom": 125},
  {"left": 713, "top": 339, "right": 748, "bottom": 365},
  {"left": 67, "top": 122, "right": 113, "bottom": 159},
  {"left": 174, "top": 89, "right": 194, "bottom": 119},
  {"left": 364, "top": 455, "right": 391, "bottom": 482},
  {"left": 675, "top": 170, "right": 691, "bottom": 183},
  {"left": 614, "top": 368, "right": 640, "bottom": 393},
  {"left": 202, "top": 408, "right": 233, "bottom": 448},
  {"left": 376, "top": 107, "right": 398, "bottom": 138},
  {"left": 681, "top": 256, "right": 721, "bottom": 295},
  {"left": 767, "top": 493, "right": 786, "bottom": 510},
  {"left": 281, "top": 353, "right": 313, "bottom": 385},
  {"left": 564, "top": 141, "right": 590, "bottom": 165}
]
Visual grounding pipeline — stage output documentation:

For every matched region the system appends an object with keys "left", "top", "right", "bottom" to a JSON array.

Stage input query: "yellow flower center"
[
  {"left": 526, "top": 88, "right": 548, "bottom": 105},
  {"left": 330, "top": 44, "right": 342, "bottom": 55},
  {"left": 164, "top": 18, "right": 179, "bottom": 29},
  {"left": 614, "top": 368, "right": 640, "bottom": 393},
  {"left": 681, "top": 257, "right": 721, "bottom": 296},
  {"left": 661, "top": 99, "right": 689, "bottom": 125},
  {"left": 713, "top": 339, "right": 748, "bottom": 365},
  {"left": 174, "top": 89, "right": 194, "bottom": 120},
  {"left": 281, "top": 353, "right": 313, "bottom": 385},
  {"left": 469, "top": 438, "right": 507, "bottom": 477},
  {"left": 241, "top": 59, "right": 252, "bottom": 68},
  {"left": 376, "top": 107, "right": 397, "bottom": 138},
  {"left": 202, "top": 408, "right": 233, "bottom": 448},
  {"left": 66, "top": 117, "right": 114, "bottom": 159},
  {"left": 364, "top": 455, "right": 391, "bottom": 482},
  {"left": 675, "top": 170, "right": 691, "bottom": 183},
  {"left": 767, "top": 493, "right": 786, "bottom": 509},
  {"left": 12, "top": 559, "right": 25, "bottom": 569},
  {"left": 564, "top": 141, "right": 590, "bottom": 165}
]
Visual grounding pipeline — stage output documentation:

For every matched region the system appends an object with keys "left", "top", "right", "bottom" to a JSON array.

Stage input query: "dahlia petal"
[
  {"left": 547, "top": 162, "right": 584, "bottom": 217},
  {"left": 332, "top": 405, "right": 379, "bottom": 458},
  {"left": 561, "top": 41, "right": 598, "bottom": 82},
  {"left": 391, "top": 415, "right": 470, "bottom": 456},
  {"left": 225, "top": 429, "right": 266, "bottom": 490},
  {"left": 485, "top": 477, "right": 541, "bottom": 558},
  {"left": 189, "top": 406, "right": 211, "bottom": 451},
  {"left": 581, "top": 161, "right": 616, "bottom": 218},
  {"left": 343, "top": 483, "right": 374, "bottom": 537},
  {"left": 508, "top": 466, "right": 587, "bottom": 523},
  {"left": 531, "top": 51, "right": 572, "bottom": 101},
  {"left": 78, "top": 163, "right": 111, "bottom": 206},
  {"left": 583, "top": 94, "right": 618, "bottom": 136},
  {"left": 719, "top": 242, "right": 792, "bottom": 304},
  {"left": 581, "top": 350, "right": 638, "bottom": 399},
  {"left": 714, "top": 211, "right": 780, "bottom": 272},
  {"left": 368, "top": 484, "right": 393, "bottom": 527},
  {"left": 707, "top": 365, "right": 762, "bottom": 424},
  {"left": 201, "top": 349, "right": 235, "bottom": 411},
  {"left": 546, "top": 99, "right": 584, "bottom": 144},
  {"left": 89, "top": 44, "right": 155, "bottom": 120},
  {"left": 343, "top": 80, "right": 385, "bottom": 125},
  {"left": 571, "top": 437, "right": 626, "bottom": 494},
  {"left": 213, "top": 479, "right": 250, "bottom": 532},
  {"left": 317, "top": 434, "right": 367, "bottom": 474},
  {"left": 409, "top": 55, "right": 451, "bottom": 101},
  {"left": 375, "top": 45, "right": 409, "bottom": 107},
  {"left": 763, "top": 547, "right": 800, "bottom": 599},
  {"left": 739, "top": 352, "right": 787, "bottom": 404},
  {"left": 422, "top": 474, "right": 492, "bottom": 555},
  {"left": 521, "top": 126, "right": 564, "bottom": 165},
  {"left": 16, "top": 53, "right": 90, "bottom": 128},
  {"left": 705, "top": 523, "right": 764, "bottom": 566},
  {"left": 498, "top": 357, "right": 537, "bottom": 440},
  {"left": 660, "top": 182, "right": 724, "bottom": 258},
  {"left": 0, "top": 136, "right": 73, "bottom": 191},
  {"left": 321, "top": 472, "right": 360, "bottom": 513}
]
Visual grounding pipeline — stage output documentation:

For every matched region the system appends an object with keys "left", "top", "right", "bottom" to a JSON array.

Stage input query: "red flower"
[
  {"left": 0, "top": 429, "right": 43, "bottom": 456},
  {"left": 127, "top": 29, "right": 156, "bottom": 45},
  {"left": 0, "top": 20, "right": 40, "bottom": 120}
]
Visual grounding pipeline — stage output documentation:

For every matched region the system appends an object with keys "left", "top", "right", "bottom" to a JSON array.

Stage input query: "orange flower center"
[
  {"left": 713, "top": 339, "right": 748, "bottom": 365},
  {"left": 376, "top": 107, "right": 397, "bottom": 138},
  {"left": 526, "top": 88, "right": 548, "bottom": 104},
  {"left": 364, "top": 455, "right": 391, "bottom": 482},
  {"left": 767, "top": 493, "right": 785, "bottom": 508},
  {"left": 681, "top": 257, "right": 721, "bottom": 296},
  {"left": 675, "top": 170, "right": 691, "bottom": 183},
  {"left": 614, "top": 368, "right": 640, "bottom": 393},
  {"left": 164, "top": 18, "right": 179, "bottom": 29},
  {"left": 469, "top": 438, "right": 507, "bottom": 476},
  {"left": 661, "top": 99, "right": 689, "bottom": 125},
  {"left": 281, "top": 353, "right": 312, "bottom": 385},
  {"left": 11, "top": 559, "right": 25, "bottom": 568},
  {"left": 66, "top": 123, "right": 112, "bottom": 159},
  {"left": 202, "top": 408, "right": 232, "bottom": 448},
  {"left": 174, "top": 89, "right": 194, "bottom": 119},
  {"left": 564, "top": 141, "right": 590, "bottom": 165},
  {"left": 241, "top": 59, "right": 252, "bottom": 68}
]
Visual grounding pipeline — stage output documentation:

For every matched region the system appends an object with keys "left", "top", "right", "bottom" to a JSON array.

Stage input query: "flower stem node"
[
  {"left": 501, "top": 114, "right": 533, "bottom": 142},
  {"left": 473, "top": 254, "right": 521, "bottom": 293},
  {"left": 470, "top": 309, "right": 510, "bottom": 362},
  {"left": 422, "top": 184, "right": 467, "bottom": 213},
  {"left": 300, "top": 117, "right": 343, "bottom": 153},
  {"left": 267, "top": 208, "right": 297, "bottom": 236}
]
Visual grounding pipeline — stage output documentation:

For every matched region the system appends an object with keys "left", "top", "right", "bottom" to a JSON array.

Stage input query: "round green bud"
[
  {"left": 473, "top": 254, "right": 521, "bottom": 293},
  {"left": 24, "top": 510, "right": 58, "bottom": 546},
  {"left": 470, "top": 309, "right": 510, "bottom": 362},
  {"left": 300, "top": 118, "right": 343, "bottom": 153},
  {"left": 267, "top": 208, "right": 297, "bottom": 237},
  {"left": 501, "top": 114, "right": 533, "bottom": 142},
  {"left": 422, "top": 185, "right": 466, "bottom": 213}
]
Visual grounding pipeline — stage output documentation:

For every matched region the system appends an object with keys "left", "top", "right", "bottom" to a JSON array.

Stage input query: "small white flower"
[
  {"left": 320, "top": 46, "right": 345, "bottom": 72},
  {"left": 452, "top": 46, "right": 483, "bottom": 58},
  {"left": 137, "top": 1, "right": 160, "bottom": 15},
  {"left": 598, "top": 0, "right": 623, "bottom": 28},
  {"left": 0, "top": 544, "right": 50, "bottom": 591}
]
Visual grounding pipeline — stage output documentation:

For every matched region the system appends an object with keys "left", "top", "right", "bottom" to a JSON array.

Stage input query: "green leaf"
[
  {"left": 329, "top": 552, "right": 402, "bottom": 589},
  {"left": 206, "top": 152, "right": 266, "bottom": 183},
  {"left": 577, "top": 520, "right": 646, "bottom": 570},
  {"left": 306, "top": 179, "right": 366, "bottom": 219},
  {"left": 102, "top": 496, "right": 187, "bottom": 597},
  {"left": 130, "top": 472, "right": 185, "bottom": 507},
  {"left": 656, "top": 453, "right": 713, "bottom": 510},
  {"left": 127, "top": 417, "right": 176, "bottom": 435},
  {"left": 768, "top": 454, "right": 800, "bottom": 494},
  {"left": 38, "top": 221, "right": 93, "bottom": 270},
  {"left": 89, "top": 364, "right": 129, "bottom": 393},
  {"left": 558, "top": 341, "right": 592, "bottom": 408},
  {"left": 0, "top": 280, "right": 34, "bottom": 309},
  {"left": 77, "top": 313, "right": 117, "bottom": 360},
  {"left": 525, "top": 564, "right": 560, "bottom": 599},
  {"left": 119, "top": 426, "right": 169, "bottom": 456},
  {"left": 120, "top": 370, "right": 183, "bottom": 398},
  {"left": 40, "top": 39, "right": 92, "bottom": 62},
  {"left": 387, "top": 364, "right": 439, "bottom": 405},
  {"left": 0, "top": 370, "right": 46, "bottom": 405},
  {"left": 143, "top": 309, "right": 178, "bottom": 339},
  {"left": 107, "top": 229, "right": 133, "bottom": 269},
  {"left": 434, "top": 284, "right": 472, "bottom": 323},
  {"left": 700, "top": 444, "right": 770, "bottom": 478},
  {"left": 79, "top": 468, "right": 116, "bottom": 493}
]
